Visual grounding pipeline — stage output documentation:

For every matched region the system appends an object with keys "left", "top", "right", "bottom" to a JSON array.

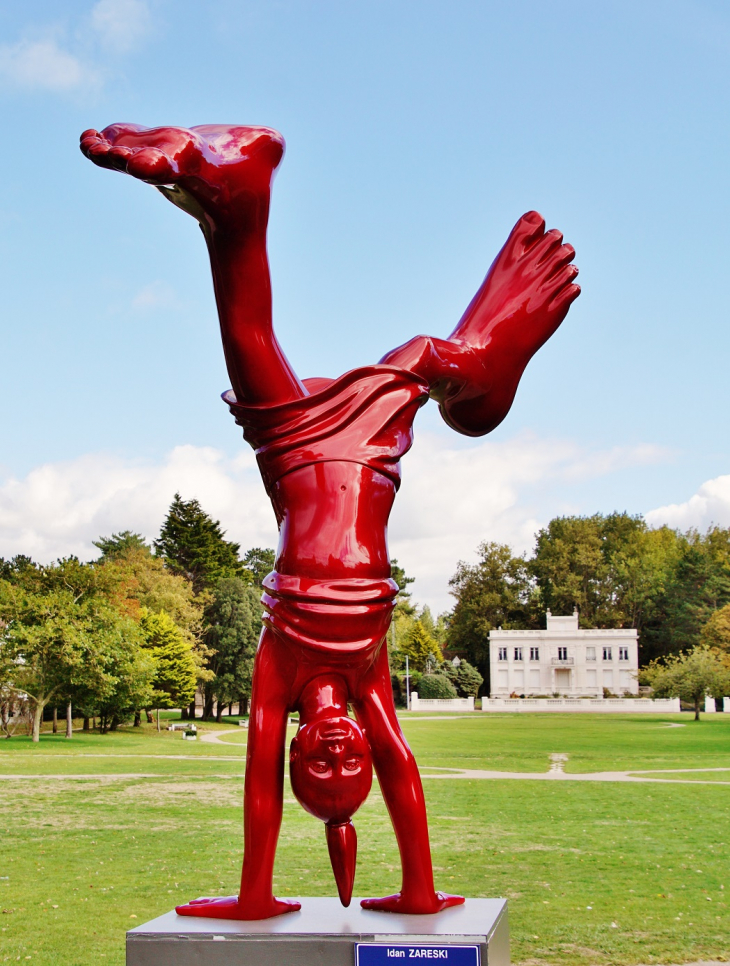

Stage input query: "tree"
[
  {"left": 530, "top": 513, "right": 649, "bottom": 627},
  {"left": 242, "top": 548, "right": 275, "bottom": 586},
  {"left": 400, "top": 620, "right": 442, "bottom": 672},
  {"left": 448, "top": 541, "right": 535, "bottom": 688},
  {"left": 140, "top": 610, "right": 197, "bottom": 714},
  {"left": 390, "top": 559, "right": 415, "bottom": 601},
  {"left": 154, "top": 494, "right": 244, "bottom": 593},
  {"left": 0, "top": 559, "right": 151, "bottom": 740},
  {"left": 640, "top": 646, "right": 730, "bottom": 720},
  {"left": 418, "top": 605, "right": 448, "bottom": 647},
  {"left": 661, "top": 529, "right": 730, "bottom": 657},
  {"left": 93, "top": 531, "right": 150, "bottom": 560},
  {"left": 99, "top": 543, "right": 206, "bottom": 655},
  {"left": 443, "top": 659, "right": 483, "bottom": 698},
  {"left": 96, "top": 540, "right": 211, "bottom": 721},
  {"left": 610, "top": 525, "right": 684, "bottom": 662},
  {"left": 90, "top": 632, "right": 156, "bottom": 733},
  {"left": 700, "top": 603, "right": 730, "bottom": 660},
  {"left": 202, "top": 578, "right": 262, "bottom": 719}
]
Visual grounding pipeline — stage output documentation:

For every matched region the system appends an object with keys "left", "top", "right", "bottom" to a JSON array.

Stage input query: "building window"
[
  {"left": 514, "top": 647, "right": 523, "bottom": 661},
  {"left": 603, "top": 647, "right": 612, "bottom": 661},
  {"left": 530, "top": 647, "right": 540, "bottom": 661},
  {"left": 586, "top": 646, "right": 596, "bottom": 661},
  {"left": 619, "top": 647, "right": 629, "bottom": 661},
  {"left": 558, "top": 647, "right": 568, "bottom": 661},
  {"left": 498, "top": 647, "right": 507, "bottom": 661}
]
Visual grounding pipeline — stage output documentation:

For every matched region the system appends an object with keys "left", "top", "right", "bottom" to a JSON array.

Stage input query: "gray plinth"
[{"left": 127, "top": 898, "right": 509, "bottom": 966}]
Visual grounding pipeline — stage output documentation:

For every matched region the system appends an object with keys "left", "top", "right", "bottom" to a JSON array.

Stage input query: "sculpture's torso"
[
  {"left": 272, "top": 461, "right": 395, "bottom": 579},
  {"left": 225, "top": 365, "right": 429, "bottom": 661}
]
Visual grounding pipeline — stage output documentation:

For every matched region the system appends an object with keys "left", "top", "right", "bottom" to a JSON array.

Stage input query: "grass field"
[{"left": 1, "top": 712, "right": 728, "bottom": 966}]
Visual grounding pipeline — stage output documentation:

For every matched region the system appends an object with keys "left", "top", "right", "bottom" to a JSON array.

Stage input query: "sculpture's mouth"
[{"left": 321, "top": 728, "right": 349, "bottom": 739}]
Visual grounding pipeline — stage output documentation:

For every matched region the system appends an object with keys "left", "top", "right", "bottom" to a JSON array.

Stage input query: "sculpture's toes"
[
  {"left": 528, "top": 227, "right": 565, "bottom": 266},
  {"left": 80, "top": 127, "right": 180, "bottom": 184},
  {"left": 125, "top": 146, "right": 177, "bottom": 183},
  {"left": 549, "top": 278, "right": 581, "bottom": 312},
  {"left": 503, "top": 210, "right": 547, "bottom": 259},
  {"left": 80, "top": 124, "right": 182, "bottom": 185},
  {"left": 80, "top": 130, "right": 114, "bottom": 168}
]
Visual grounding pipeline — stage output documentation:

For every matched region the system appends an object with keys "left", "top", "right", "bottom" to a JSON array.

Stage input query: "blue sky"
[{"left": 1, "top": 0, "right": 729, "bottom": 611}]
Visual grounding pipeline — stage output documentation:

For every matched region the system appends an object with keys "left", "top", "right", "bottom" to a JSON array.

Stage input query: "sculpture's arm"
[{"left": 380, "top": 211, "right": 580, "bottom": 436}]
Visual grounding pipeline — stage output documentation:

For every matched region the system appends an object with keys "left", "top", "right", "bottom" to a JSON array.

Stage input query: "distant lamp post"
[{"left": 405, "top": 655, "right": 410, "bottom": 711}]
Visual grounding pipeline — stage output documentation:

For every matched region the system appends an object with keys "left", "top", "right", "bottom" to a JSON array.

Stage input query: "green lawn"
[{"left": 1, "top": 713, "right": 728, "bottom": 966}]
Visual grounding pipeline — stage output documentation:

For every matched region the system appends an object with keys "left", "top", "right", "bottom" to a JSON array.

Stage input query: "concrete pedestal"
[{"left": 127, "top": 898, "right": 509, "bottom": 966}]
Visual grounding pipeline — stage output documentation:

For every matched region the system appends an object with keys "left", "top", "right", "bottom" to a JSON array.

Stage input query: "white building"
[{"left": 489, "top": 610, "right": 639, "bottom": 698}]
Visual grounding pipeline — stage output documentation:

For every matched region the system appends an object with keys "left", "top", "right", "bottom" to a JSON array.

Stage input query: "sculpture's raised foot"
[
  {"left": 450, "top": 209, "right": 579, "bottom": 359},
  {"left": 360, "top": 891, "right": 465, "bottom": 914},
  {"left": 175, "top": 895, "right": 301, "bottom": 921},
  {"left": 79, "top": 123, "right": 284, "bottom": 225},
  {"left": 436, "top": 210, "right": 579, "bottom": 436}
]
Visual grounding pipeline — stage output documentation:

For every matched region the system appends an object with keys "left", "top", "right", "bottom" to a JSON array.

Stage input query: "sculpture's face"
[{"left": 290, "top": 716, "right": 372, "bottom": 824}]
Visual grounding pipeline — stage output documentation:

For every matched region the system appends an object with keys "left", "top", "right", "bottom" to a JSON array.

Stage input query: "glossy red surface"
[{"left": 81, "top": 123, "right": 580, "bottom": 920}]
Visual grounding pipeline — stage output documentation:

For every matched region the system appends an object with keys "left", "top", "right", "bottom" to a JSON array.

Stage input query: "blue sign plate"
[{"left": 356, "top": 944, "right": 480, "bottom": 966}]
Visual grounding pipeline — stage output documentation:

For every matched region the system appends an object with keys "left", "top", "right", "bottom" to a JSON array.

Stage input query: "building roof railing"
[{"left": 490, "top": 627, "right": 636, "bottom": 637}]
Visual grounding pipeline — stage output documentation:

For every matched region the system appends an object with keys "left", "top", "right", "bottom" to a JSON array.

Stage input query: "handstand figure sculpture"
[{"left": 80, "top": 124, "right": 580, "bottom": 920}]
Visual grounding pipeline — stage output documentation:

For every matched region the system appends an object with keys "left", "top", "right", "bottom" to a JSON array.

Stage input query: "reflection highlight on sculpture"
[{"left": 80, "top": 123, "right": 580, "bottom": 920}]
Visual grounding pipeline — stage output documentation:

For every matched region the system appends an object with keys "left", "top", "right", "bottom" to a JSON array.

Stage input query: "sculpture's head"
[
  {"left": 290, "top": 715, "right": 372, "bottom": 824},
  {"left": 289, "top": 715, "right": 372, "bottom": 906}
]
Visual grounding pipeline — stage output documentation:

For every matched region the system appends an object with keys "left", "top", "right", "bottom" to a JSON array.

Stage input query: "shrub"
[
  {"left": 418, "top": 673, "right": 458, "bottom": 699},
  {"left": 441, "top": 659, "right": 484, "bottom": 698}
]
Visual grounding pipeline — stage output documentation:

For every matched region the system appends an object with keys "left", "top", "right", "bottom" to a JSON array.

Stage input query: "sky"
[{"left": 1, "top": 0, "right": 729, "bottom": 613}]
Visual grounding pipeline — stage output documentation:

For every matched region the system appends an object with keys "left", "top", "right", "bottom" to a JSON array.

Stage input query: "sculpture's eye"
[
  {"left": 310, "top": 760, "right": 329, "bottom": 774},
  {"left": 343, "top": 757, "right": 361, "bottom": 771}
]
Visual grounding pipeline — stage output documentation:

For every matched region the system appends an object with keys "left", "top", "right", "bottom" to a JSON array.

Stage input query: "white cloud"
[
  {"left": 0, "top": 1, "right": 152, "bottom": 96},
  {"left": 0, "top": 433, "right": 669, "bottom": 615},
  {"left": 0, "top": 445, "right": 278, "bottom": 566},
  {"left": 646, "top": 474, "right": 730, "bottom": 532},
  {"left": 90, "top": 0, "right": 152, "bottom": 54},
  {"left": 0, "top": 39, "right": 97, "bottom": 92}
]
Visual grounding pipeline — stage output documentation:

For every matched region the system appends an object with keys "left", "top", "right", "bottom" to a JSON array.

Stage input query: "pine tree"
[
  {"left": 93, "top": 531, "right": 150, "bottom": 560},
  {"left": 154, "top": 494, "right": 244, "bottom": 593},
  {"left": 203, "top": 578, "right": 262, "bottom": 719},
  {"left": 242, "top": 547, "right": 275, "bottom": 586},
  {"left": 400, "top": 620, "right": 443, "bottom": 672}
]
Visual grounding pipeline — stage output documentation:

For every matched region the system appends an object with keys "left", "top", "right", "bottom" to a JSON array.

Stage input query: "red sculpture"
[{"left": 80, "top": 124, "right": 580, "bottom": 920}]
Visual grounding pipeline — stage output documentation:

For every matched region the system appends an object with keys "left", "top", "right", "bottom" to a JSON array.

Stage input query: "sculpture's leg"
[
  {"left": 354, "top": 645, "right": 464, "bottom": 914},
  {"left": 176, "top": 629, "right": 300, "bottom": 920},
  {"left": 380, "top": 211, "right": 580, "bottom": 436},
  {"left": 80, "top": 123, "right": 306, "bottom": 407}
]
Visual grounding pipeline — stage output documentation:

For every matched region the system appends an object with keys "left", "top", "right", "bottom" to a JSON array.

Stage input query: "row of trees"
[
  {"left": 4, "top": 502, "right": 730, "bottom": 734},
  {"left": 0, "top": 495, "right": 271, "bottom": 740},
  {"left": 447, "top": 513, "right": 730, "bottom": 693}
]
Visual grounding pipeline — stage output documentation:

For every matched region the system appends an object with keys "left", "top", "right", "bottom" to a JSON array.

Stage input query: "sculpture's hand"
[
  {"left": 361, "top": 891, "right": 465, "bottom": 914},
  {"left": 176, "top": 895, "right": 301, "bottom": 921}
]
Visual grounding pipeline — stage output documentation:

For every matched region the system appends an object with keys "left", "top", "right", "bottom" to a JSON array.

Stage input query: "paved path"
[
  {"left": 200, "top": 728, "right": 243, "bottom": 744},
  {"left": 421, "top": 765, "right": 730, "bottom": 784},
  {"left": 5, "top": 762, "right": 728, "bottom": 786}
]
